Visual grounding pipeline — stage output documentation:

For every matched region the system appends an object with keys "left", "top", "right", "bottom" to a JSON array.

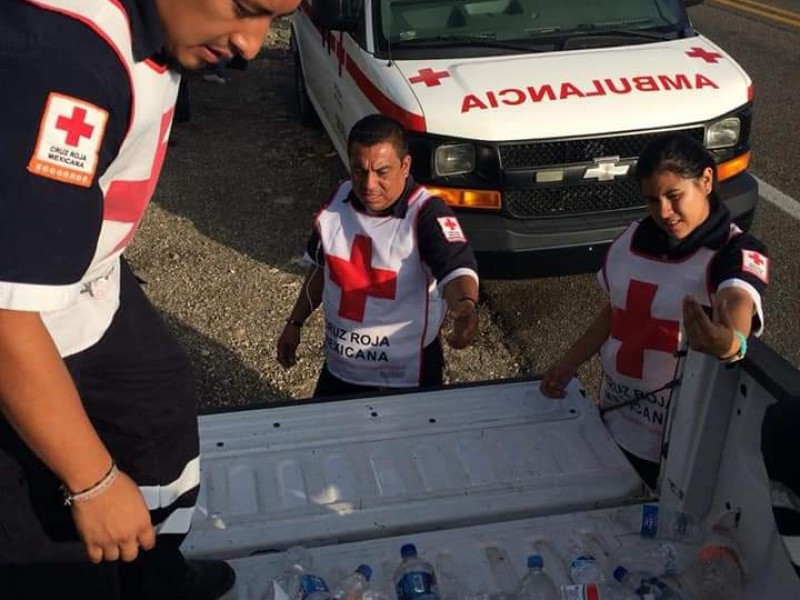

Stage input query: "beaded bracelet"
[{"left": 61, "top": 461, "right": 119, "bottom": 507}]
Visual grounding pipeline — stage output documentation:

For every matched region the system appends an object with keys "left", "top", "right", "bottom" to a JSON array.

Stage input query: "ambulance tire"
[{"left": 294, "top": 52, "right": 320, "bottom": 127}]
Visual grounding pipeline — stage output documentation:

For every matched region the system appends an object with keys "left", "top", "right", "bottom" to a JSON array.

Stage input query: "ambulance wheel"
[{"left": 294, "top": 52, "right": 319, "bottom": 127}]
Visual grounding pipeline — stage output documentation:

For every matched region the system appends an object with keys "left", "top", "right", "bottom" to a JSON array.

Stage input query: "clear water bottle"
[
  {"left": 559, "top": 583, "right": 635, "bottom": 600},
  {"left": 611, "top": 505, "right": 701, "bottom": 543},
  {"left": 609, "top": 540, "right": 679, "bottom": 578},
  {"left": 516, "top": 555, "right": 559, "bottom": 600},
  {"left": 613, "top": 566, "right": 684, "bottom": 599},
  {"left": 264, "top": 546, "right": 332, "bottom": 600},
  {"left": 394, "top": 543, "right": 441, "bottom": 600},
  {"left": 566, "top": 537, "right": 606, "bottom": 584},
  {"left": 332, "top": 564, "right": 373, "bottom": 600},
  {"left": 682, "top": 542, "right": 744, "bottom": 600}
]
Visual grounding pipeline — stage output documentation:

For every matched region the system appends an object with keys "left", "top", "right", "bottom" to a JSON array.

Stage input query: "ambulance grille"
[
  {"left": 498, "top": 127, "right": 705, "bottom": 170},
  {"left": 505, "top": 179, "right": 643, "bottom": 217}
]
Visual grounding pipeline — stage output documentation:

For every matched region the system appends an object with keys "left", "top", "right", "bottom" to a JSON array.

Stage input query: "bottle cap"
[
  {"left": 356, "top": 564, "right": 373, "bottom": 580},
  {"left": 401, "top": 543, "right": 418, "bottom": 558},
  {"left": 527, "top": 554, "right": 544, "bottom": 568},
  {"left": 613, "top": 566, "right": 629, "bottom": 582}
]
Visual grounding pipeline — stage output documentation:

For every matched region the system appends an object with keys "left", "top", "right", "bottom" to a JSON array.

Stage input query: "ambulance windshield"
[{"left": 377, "top": 0, "right": 688, "bottom": 53}]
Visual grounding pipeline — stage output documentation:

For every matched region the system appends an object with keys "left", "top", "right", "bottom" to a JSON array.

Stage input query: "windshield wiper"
[
  {"left": 565, "top": 23, "right": 676, "bottom": 41},
  {"left": 391, "top": 35, "right": 555, "bottom": 52}
]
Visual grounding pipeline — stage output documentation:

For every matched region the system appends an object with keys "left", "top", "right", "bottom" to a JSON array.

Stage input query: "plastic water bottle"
[
  {"left": 566, "top": 537, "right": 606, "bottom": 584},
  {"left": 611, "top": 505, "right": 701, "bottom": 543},
  {"left": 609, "top": 540, "right": 679, "bottom": 578},
  {"left": 559, "top": 583, "right": 635, "bottom": 600},
  {"left": 682, "top": 542, "right": 744, "bottom": 600},
  {"left": 264, "top": 546, "right": 332, "bottom": 600},
  {"left": 613, "top": 566, "right": 684, "bottom": 599},
  {"left": 394, "top": 543, "right": 441, "bottom": 600},
  {"left": 332, "top": 565, "right": 373, "bottom": 600},
  {"left": 516, "top": 555, "right": 559, "bottom": 600}
]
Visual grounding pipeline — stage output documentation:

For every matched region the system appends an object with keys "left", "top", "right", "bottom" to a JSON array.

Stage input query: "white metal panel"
[
  {"left": 185, "top": 379, "right": 642, "bottom": 559},
  {"left": 393, "top": 36, "right": 750, "bottom": 141}
]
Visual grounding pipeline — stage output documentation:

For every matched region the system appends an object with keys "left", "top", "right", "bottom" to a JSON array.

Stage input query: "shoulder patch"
[
  {"left": 742, "top": 249, "right": 769, "bottom": 283},
  {"left": 437, "top": 216, "right": 467, "bottom": 243},
  {"left": 27, "top": 92, "right": 109, "bottom": 188}
]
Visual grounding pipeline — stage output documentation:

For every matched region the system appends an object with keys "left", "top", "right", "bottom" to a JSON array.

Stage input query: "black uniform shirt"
[
  {"left": 630, "top": 203, "right": 769, "bottom": 295},
  {"left": 306, "top": 176, "right": 479, "bottom": 283},
  {"left": 0, "top": 0, "right": 164, "bottom": 289}
]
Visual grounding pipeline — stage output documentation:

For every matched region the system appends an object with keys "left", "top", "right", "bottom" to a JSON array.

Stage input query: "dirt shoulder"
[{"left": 126, "top": 19, "right": 521, "bottom": 408}]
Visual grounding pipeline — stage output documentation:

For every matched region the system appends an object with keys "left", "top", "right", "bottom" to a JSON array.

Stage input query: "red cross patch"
[
  {"left": 437, "top": 216, "right": 467, "bottom": 243},
  {"left": 326, "top": 235, "right": 398, "bottom": 322},
  {"left": 610, "top": 280, "right": 680, "bottom": 379},
  {"left": 741, "top": 250, "right": 769, "bottom": 283},
  {"left": 27, "top": 93, "right": 109, "bottom": 188}
]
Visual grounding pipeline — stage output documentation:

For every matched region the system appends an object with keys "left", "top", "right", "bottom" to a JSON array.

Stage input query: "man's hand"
[
  {"left": 540, "top": 361, "right": 577, "bottom": 398},
  {"left": 71, "top": 470, "right": 155, "bottom": 563},
  {"left": 446, "top": 299, "right": 478, "bottom": 349},
  {"left": 276, "top": 323, "right": 301, "bottom": 368},
  {"left": 683, "top": 295, "right": 736, "bottom": 358}
]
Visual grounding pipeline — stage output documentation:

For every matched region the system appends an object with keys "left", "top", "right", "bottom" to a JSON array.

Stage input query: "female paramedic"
[{"left": 540, "top": 133, "right": 769, "bottom": 490}]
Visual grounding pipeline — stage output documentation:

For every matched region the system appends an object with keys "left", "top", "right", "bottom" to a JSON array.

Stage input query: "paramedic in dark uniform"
[
  {"left": 539, "top": 133, "right": 768, "bottom": 490},
  {"left": 276, "top": 114, "right": 480, "bottom": 396},
  {"left": 0, "top": 0, "right": 298, "bottom": 598}
]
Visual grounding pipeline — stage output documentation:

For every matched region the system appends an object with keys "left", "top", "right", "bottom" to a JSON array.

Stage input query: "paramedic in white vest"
[
  {"left": 277, "top": 114, "right": 480, "bottom": 396},
  {"left": 539, "top": 133, "right": 769, "bottom": 490},
  {"left": 0, "top": 0, "right": 297, "bottom": 598}
]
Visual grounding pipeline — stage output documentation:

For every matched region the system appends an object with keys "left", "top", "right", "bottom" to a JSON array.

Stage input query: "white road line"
[{"left": 755, "top": 175, "right": 800, "bottom": 221}]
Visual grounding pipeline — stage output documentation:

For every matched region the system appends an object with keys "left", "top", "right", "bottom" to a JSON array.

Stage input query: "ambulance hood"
[{"left": 393, "top": 36, "right": 751, "bottom": 142}]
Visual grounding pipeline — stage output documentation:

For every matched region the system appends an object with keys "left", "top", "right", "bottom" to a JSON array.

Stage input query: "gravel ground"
[{"left": 126, "top": 18, "right": 522, "bottom": 409}]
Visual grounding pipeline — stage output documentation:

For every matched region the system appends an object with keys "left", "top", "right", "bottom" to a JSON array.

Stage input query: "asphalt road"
[{"left": 484, "top": 0, "right": 800, "bottom": 391}]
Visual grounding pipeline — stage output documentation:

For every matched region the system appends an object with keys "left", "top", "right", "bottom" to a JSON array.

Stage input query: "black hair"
[
  {"left": 347, "top": 114, "right": 409, "bottom": 159},
  {"left": 635, "top": 133, "right": 720, "bottom": 205}
]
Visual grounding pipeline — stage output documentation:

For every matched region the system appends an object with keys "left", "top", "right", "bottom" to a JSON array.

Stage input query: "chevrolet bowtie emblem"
[{"left": 583, "top": 156, "right": 631, "bottom": 181}]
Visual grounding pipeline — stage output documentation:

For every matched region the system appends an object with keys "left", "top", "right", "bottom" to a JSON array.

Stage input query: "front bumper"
[{"left": 459, "top": 171, "right": 759, "bottom": 280}]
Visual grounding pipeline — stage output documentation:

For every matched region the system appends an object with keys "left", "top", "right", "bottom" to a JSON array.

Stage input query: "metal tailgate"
[{"left": 184, "top": 379, "right": 642, "bottom": 559}]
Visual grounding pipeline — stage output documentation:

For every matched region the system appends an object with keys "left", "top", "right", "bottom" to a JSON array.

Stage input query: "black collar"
[
  {"left": 346, "top": 175, "right": 418, "bottom": 218},
  {"left": 633, "top": 202, "right": 732, "bottom": 259},
  {"left": 124, "top": 0, "right": 167, "bottom": 63}
]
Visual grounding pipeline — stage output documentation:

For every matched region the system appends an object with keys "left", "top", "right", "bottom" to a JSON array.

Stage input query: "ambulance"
[{"left": 290, "top": 0, "right": 758, "bottom": 277}]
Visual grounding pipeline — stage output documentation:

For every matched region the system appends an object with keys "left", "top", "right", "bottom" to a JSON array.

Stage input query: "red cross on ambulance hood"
[{"left": 393, "top": 36, "right": 750, "bottom": 141}]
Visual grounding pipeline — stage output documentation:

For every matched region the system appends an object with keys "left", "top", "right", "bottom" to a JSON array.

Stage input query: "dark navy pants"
[{"left": 0, "top": 259, "right": 200, "bottom": 599}]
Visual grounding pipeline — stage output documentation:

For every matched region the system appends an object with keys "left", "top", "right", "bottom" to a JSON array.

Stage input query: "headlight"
[
  {"left": 434, "top": 143, "right": 475, "bottom": 176},
  {"left": 706, "top": 117, "right": 741, "bottom": 149}
]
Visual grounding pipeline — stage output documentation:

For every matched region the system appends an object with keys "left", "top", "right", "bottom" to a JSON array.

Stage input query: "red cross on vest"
[
  {"left": 610, "top": 280, "right": 680, "bottom": 379},
  {"left": 409, "top": 68, "right": 450, "bottom": 87},
  {"left": 326, "top": 234, "right": 398, "bottom": 322},
  {"left": 56, "top": 107, "right": 95, "bottom": 147},
  {"left": 685, "top": 47, "right": 723, "bottom": 63},
  {"left": 746, "top": 251, "right": 764, "bottom": 266}
]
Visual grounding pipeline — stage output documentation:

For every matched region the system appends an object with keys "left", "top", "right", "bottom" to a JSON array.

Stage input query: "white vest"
[
  {"left": 317, "top": 182, "right": 445, "bottom": 387},
  {"left": 599, "top": 222, "right": 718, "bottom": 463},
  {"left": 31, "top": 0, "right": 179, "bottom": 356}
]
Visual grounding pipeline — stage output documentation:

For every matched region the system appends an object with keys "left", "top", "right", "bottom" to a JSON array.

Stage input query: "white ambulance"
[{"left": 290, "top": 0, "right": 758, "bottom": 277}]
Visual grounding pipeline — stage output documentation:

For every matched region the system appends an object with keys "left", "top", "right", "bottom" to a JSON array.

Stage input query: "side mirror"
[
  {"left": 684, "top": 0, "right": 704, "bottom": 6},
  {"left": 312, "top": 0, "right": 360, "bottom": 31}
]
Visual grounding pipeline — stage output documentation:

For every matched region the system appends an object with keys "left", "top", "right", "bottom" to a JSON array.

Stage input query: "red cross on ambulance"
[
  {"left": 409, "top": 68, "right": 451, "bottom": 87},
  {"left": 611, "top": 280, "right": 680, "bottom": 379},
  {"left": 685, "top": 47, "right": 723, "bottom": 63},
  {"left": 326, "top": 235, "right": 398, "bottom": 322}
]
